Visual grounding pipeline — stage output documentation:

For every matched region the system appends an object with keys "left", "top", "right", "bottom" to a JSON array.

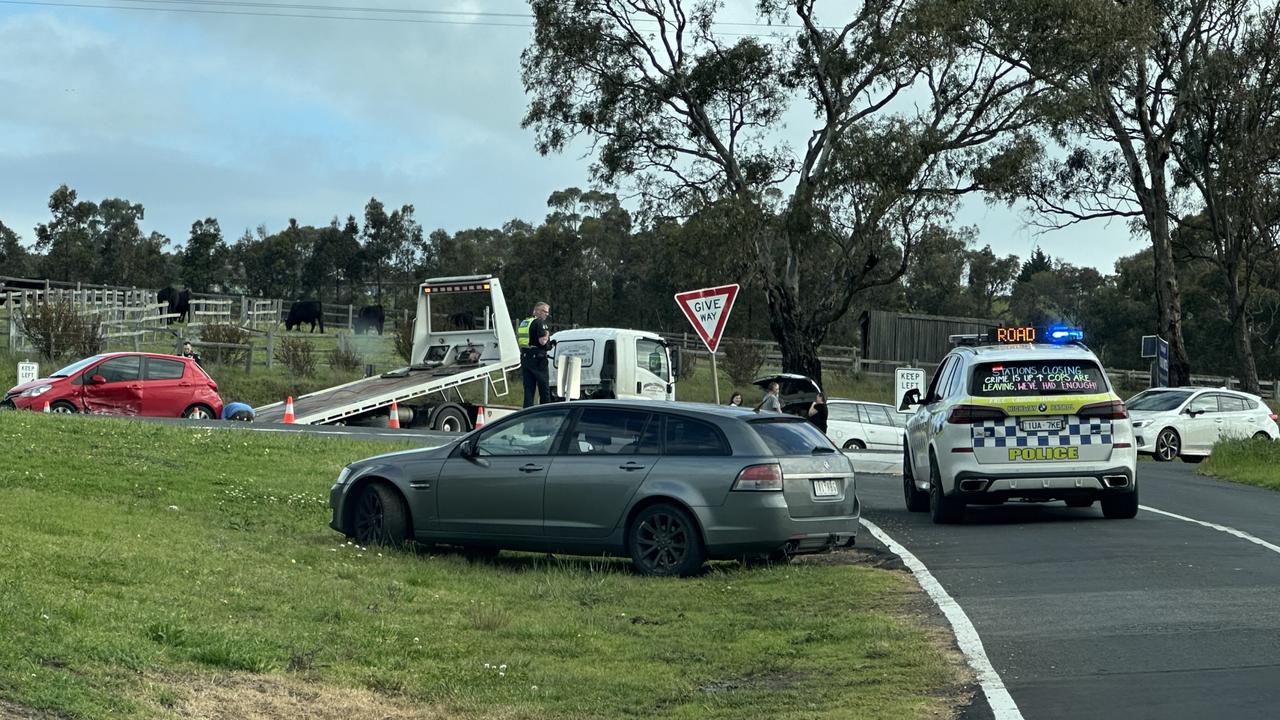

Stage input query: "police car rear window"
[{"left": 970, "top": 361, "right": 1106, "bottom": 397}]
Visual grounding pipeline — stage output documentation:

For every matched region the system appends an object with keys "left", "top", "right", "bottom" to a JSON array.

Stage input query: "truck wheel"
[
  {"left": 903, "top": 445, "right": 929, "bottom": 512},
  {"left": 433, "top": 406, "right": 468, "bottom": 432},
  {"left": 352, "top": 483, "right": 411, "bottom": 546}
]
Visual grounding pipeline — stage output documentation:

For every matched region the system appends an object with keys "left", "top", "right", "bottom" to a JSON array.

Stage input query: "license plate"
[
  {"left": 1020, "top": 417, "right": 1063, "bottom": 432},
  {"left": 812, "top": 479, "right": 841, "bottom": 497}
]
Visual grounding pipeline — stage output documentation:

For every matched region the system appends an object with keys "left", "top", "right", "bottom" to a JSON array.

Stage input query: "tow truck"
[{"left": 254, "top": 275, "right": 680, "bottom": 430}]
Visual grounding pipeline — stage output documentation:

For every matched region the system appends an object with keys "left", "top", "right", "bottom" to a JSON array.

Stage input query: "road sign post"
[
  {"left": 674, "top": 284, "right": 740, "bottom": 405},
  {"left": 895, "top": 367, "right": 926, "bottom": 413}
]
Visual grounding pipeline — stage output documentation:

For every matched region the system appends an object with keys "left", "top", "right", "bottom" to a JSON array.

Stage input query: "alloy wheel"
[
  {"left": 1156, "top": 430, "right": 1179, "bottom": 461},
  {"left": 354, "top": 489, "right": 386, "bottom": 544},
  {"left": 634, "top": 511, "right": 690, "bottom": 572}
]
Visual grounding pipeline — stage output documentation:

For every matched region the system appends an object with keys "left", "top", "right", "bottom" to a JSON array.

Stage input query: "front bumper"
[{"left": 692, "top": 491, "right": 861, "bottom": 558}]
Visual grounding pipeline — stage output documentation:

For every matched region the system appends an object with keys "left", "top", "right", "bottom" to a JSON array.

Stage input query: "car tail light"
[
  {"left": 1079, "top": 400, "right": 1128, "bottom": 420},
  {"left": 733, "top": 463, "right": 783, "bottom": 492},
  {"left": 1271, "top": 413, "right": 1278, "bottom": 423},
  {"left": 946, "top": 405, "right": 1006, "bottom": 424}
]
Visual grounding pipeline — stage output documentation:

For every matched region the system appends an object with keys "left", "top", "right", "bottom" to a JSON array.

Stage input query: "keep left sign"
[{"left": 675, "top": 284, "right": 740, "bottom": 353}]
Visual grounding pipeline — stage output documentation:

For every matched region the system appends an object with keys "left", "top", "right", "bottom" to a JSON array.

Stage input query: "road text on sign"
[
  {"left": 997, "top": 327, "right": 1037, "bottom": 343},
  {"left": 17, "top": 362, "right": 39, "bottom": 386},
  {"left": 895, "top": 367, "right": 926, "bottom": 413},
  {"left": 674, "top": 284, "right": 740, "bottom": 353}
]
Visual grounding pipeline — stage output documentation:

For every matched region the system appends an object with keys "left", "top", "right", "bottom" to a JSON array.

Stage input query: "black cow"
[
  {"left": 354, "top": 305, "right": 385, "bottom": 335},
  {"left": 157, "top": 287, "right": 191, "bottom": 323},
  {"left": 286, "top": 300, "right": 325, "bottom": 333}
]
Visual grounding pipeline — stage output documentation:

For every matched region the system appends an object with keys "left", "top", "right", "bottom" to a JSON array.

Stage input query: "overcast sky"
[{"left": 0, "top": 2, "right": 1145, "bottom": 272}]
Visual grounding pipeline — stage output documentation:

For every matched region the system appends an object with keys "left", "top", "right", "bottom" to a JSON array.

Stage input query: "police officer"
[
  {"left": 518, "top": 302, "right": 552, "bottom": 407},
  {"left": 180, "top": 340, "right": 202, "bottom": 366}
]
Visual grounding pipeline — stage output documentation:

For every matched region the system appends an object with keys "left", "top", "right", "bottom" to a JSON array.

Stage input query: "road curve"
[{"left": 857, "top": 461, "right": 1280, "bottom": 720}]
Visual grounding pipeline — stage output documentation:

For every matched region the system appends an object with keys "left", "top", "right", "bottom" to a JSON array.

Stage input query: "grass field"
[
  {"left": 0, "top": 412, "right": 969, "bottom": 719},
  {"left": 1199, "top": 437, "right": 1280, "bottom": 490}
]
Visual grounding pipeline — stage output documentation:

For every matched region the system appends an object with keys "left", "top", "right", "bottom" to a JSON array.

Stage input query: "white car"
[
  {"left": 1128, "top": 387, "right": 1279, "bottom": 462},
  {"left": 902, "top": 327, "right": 1138, "bottom": 524},
  {"left": 827, "top": 400, "right": 906, "bottom": 450}
]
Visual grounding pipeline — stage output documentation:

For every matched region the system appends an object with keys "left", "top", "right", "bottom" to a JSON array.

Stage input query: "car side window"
[
  {"left": 945, "top": 360, "right": 968, "bottom": 398},
  {"left": 476, "top": 409, "right": 570, "bottom": 456},
  {"left": 927, "top": 358, "right": 957, "bottom": 404},
  {"left": 566, "top": 408, "right": 652, "bottom": 456},
  {"left": 1189, "top": 394, "right": 1218, "bottom": 414},
  {"left": 864, "top": 405, "right": 894, "bottom": 426},
  {"left": 145, "top": 358, "right": 186, "bottom": 381},
  {"left": 828, "top": 403, "right": 857, "bottom": 423},
  {"left": 923, "top": 358, "right": 952, "bottom": 404},
  {"left": 1219, "top": 395, "right": 1246, "bottom": 412},
  {"left": 1243, "top": 397, "right": 1259, "bottom": 410},
  {"left": 664, "top": 416, "right": 729, "bottom": 456},
  {"left": 94, "top": 356, "right": 142, "bottom": 383}
]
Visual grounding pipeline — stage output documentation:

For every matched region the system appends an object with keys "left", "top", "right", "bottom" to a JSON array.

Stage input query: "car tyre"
[
  {"left": 1065, "top": 498, "right": 1094, "bottom": 508},
  {"left": 1153, "top": 428, "right": 1180, "bottom": 462},
  {"left": 1179, "top": 454, "right": 1205, "bottom": 464},
  {"left": 183, "top": 404, "right": 215, "bottom": 420},
  {"left": 928, "top": 453, "right": 963, "bottom": 524},
  {"left": 433, "top": 406, "right": 468, "bottom": 433},
  {"left": 1101, "top": 484, "right": 1139, "bottom": 519},
  {"left": 628, "top": 503, "right": 706, "bottom": 577},
  {"left": 1252, "top": 432, "right": 1270, "bottom": 441},
  {"left": 352, "top": 482, "right": 411, "bottom": 546},
  {"left": 903, "top": 446, "right": 929, "bottom": 513},
  {"left": 49, "top": 400, "right": 77, "bottom": 414},
  {"left": 843, "top": 439, "right": 866, "bottom": 451}
]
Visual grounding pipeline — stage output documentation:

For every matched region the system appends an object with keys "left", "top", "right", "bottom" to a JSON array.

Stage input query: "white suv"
[
  {"left": 1128, "top": 387, "right": 1279, "bottom": 462},
  {"left": 902, "top": 332, "right": 1138, "bottom": 523}
]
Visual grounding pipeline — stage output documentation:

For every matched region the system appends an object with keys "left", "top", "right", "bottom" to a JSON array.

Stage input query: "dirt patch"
[
  {"left": 792, "top": 547, "right": 908, "bottom": 572},
  {"left": 0, "top": 700, "right": 64, "bottom": 720},
  {"left": 141, "top": 672, "right": 495, "bottom": 720}
]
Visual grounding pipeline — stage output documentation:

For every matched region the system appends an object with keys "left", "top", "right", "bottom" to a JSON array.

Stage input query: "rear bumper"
[
  {"left": 950, "top": 465, "right": 1136, "bottom": 502},
  {"left": 691, "top": 492, "right": 861, "bottom": 558}
]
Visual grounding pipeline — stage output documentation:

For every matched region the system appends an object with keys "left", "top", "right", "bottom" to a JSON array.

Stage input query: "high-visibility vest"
[{"left": 517, "top": 317, "right": 535, "bottom": 347}]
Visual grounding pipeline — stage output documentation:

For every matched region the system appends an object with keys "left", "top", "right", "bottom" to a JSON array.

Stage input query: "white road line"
[
  {"left": 1140, "top": 505, "right": 1280, "bottom": 555},
  {"left": 860, "top": 518, "right": 1024, "bottom": 720}
]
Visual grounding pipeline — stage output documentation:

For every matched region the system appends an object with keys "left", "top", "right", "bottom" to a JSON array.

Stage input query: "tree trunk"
[
  {"left": 1224, "top": 264, "right": 1262, "bottom": 395},
  {"left": 764, "top": 282, "right": 824, "bottom": 385},
  {"left": 1147, "top": 159, "right": 1193, "bottom": 386}
]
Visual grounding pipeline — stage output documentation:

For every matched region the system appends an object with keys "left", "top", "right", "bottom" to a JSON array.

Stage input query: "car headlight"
[
  {"left": 19, "top": 385, "right": 52, "bottom": 398},
  {"left": 334, "top": 466, "right": 352, "bottom": 486},
  {"left": 1132, "top": 420, "right": 1146, "bottom": 428}
]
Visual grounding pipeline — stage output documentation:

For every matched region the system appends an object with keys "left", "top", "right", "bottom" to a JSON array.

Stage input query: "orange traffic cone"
[
  {"left": 42, "top": 401, "right": 51, "bottom": 413},
  {"left": 388, "top": 400, "right": 401, "bottom": 429},
  {"left": 282, "top": 396, "right": 295, "bottom": 424},
  {"left": 474, "top": 406, "right": 485, "bottom": 429}
]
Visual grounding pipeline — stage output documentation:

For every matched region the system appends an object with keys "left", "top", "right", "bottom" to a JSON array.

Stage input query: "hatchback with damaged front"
[{"left": 328, "top": 400, "right": 860, "bottom": 576}]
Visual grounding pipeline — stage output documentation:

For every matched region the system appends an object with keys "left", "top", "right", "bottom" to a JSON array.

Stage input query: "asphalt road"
[{"left": 856, "top": 461, "right": 1280, "bottom": 720}]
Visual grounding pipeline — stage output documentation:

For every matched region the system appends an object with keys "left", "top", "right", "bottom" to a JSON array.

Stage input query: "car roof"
[
  {"left": 530, "top": 398, "right": 806, "bottom": 421},
  {"left": 948, "top": 343, "right": 1102, "bottom": 363},
  {"left": 829, "top": 399, "right": 894, "bottom": 409}
]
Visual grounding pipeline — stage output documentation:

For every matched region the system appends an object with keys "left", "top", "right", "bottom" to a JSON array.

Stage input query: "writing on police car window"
[{"left": 971, "top": 362, "right": 1104, "bottom": 396}]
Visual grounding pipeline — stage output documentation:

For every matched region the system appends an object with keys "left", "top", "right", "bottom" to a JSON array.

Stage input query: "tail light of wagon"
[{"left": 733, "top": 463, "right": 783, "bottom": 492}]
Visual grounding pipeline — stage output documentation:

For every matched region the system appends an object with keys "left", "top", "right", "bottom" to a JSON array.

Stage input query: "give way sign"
[{"left": 675, "top": 284, "right": 739, "bottom": 353}]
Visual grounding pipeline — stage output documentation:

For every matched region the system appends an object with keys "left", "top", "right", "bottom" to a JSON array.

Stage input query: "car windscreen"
[
  {"left": 1126, "top": 390, "right": 1193, "bottom": 411},
  {"left": 50, "top": 355, "right": 104, "bottom": 378},
  {"left": 970, "top": 360, "right": 1107, "bottom": 397},
  {"left": 750, "top": 418, "right": 837, "bottom": 456}
]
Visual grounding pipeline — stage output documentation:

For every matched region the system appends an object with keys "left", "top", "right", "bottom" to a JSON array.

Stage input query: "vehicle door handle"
[
  {"left": 128, "top": 384, "right": 142, "bottom": 390},
  {"left": 409, "top": 481, "right": 431, "bottom": 489},
  {"left": 179, "top": 382, "right": 192, "bottom": 387},
  {"left": 518, "top": 464, "right": 544, "bottom": 473},
  {"left": 619, "top": 462, "right": 647, "bottom": 471}
]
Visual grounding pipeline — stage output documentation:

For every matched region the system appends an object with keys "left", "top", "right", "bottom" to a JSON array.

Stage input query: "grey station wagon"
[{"left": 329, "top": 400, "right": 860, "bottom": 576}]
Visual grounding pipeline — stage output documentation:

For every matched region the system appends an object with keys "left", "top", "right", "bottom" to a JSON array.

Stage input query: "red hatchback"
[{"left": 2, "top": 352, "right": 223, "bottom": 419}]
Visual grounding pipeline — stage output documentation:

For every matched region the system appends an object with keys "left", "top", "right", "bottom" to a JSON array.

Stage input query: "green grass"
[
  {"left": 1199, "top": 437, "right": 1280, "bottom": 490},
  {"left": 0, "top": 412, "right": 965, "bottom": 719}
]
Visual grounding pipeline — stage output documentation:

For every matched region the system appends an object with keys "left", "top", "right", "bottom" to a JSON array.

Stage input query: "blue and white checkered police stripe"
[{"left": 971, "top": 417, "right": 1112, "bottom": 448}]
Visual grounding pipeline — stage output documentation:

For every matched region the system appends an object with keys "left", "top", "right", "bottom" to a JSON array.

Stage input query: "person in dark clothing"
[
  {"left": 807, "top": 393, "right": 828, "bottom": 434},
  {"left": 520, "top": 302, "right": 552, "bottom": 407},
  {"left": 180, "top": 341, "right": 202, "bottom": 366}
]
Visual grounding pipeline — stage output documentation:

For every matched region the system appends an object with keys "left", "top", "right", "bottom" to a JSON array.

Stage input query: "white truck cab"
[{"left": 549, "top": 328, "right": 678, "bottom": 402}]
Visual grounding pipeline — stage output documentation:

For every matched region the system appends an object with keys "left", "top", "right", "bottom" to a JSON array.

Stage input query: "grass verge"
[
  {"left": 1199, "top": 437, "right": 1280, "bottom": 490},
  {"left": 0, "top": 412, "right": 968, "bottom": 719}
]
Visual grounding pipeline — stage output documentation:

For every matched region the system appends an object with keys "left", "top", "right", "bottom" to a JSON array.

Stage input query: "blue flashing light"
[{"left": 1046, "top": 325, "right": 1084, "bottom": 344}]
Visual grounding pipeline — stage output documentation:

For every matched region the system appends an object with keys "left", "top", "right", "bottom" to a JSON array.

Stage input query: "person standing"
[
  {"left": 727, "top": 392, "right": 743, "bottom": 407},
  {"left": 518, "top": 302, "right": 553, "bottom": 407},
  {"left": 807, "top": 393, "right": 828, "bottom": 434},
  {"left": 180, "top": 340, "right": 202, "bottom": 366},
  {"left": 754, "top": 382, "right": 782, "bottom": 413}
]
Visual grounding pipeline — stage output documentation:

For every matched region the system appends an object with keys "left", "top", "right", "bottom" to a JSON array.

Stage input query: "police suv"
[{"left": 902, "top": 327, "right": 1138, "bottom": 523}]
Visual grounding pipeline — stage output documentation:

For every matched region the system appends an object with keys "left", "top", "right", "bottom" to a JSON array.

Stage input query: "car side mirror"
[
  {"left": 90, "top": 374, "right": 107, "bottom": 385},
  {"left": 900, "top": 388, "right": 921, "bottom": 411},
  {"left": 1185, "top": 408, "right": 1202, "bottom": 418},
  {"left": 460, "top": 437, "right": 478, "bottom": 459},
  {"left": 670, "top": 347, "right": 682, "bottom": 379}
]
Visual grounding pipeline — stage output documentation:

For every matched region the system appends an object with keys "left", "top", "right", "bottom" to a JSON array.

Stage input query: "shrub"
[
  {"left": 394, "top": 316, "right": 415, "bottom": 363},
  {"left": 200, "top": 324, "right": 250, "bottom": 367},
  {"left": 721, "top": 337, "right": 765, "bottom": 386},
  {"left": 330, "top": 333, "right": 363, "bottom": 373},
  {"left": 17, "top": 300, "right": 103, "bottom": 362},
  {"left": 275, "top": 336, "right": 316, "bottom": 377}
]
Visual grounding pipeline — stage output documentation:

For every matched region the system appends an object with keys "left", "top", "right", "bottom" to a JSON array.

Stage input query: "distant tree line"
[{"left": 3, "top": 181, "right": 1278, "bottom": 385}]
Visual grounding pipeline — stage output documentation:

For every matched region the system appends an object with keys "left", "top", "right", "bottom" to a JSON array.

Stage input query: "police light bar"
[
  {"left": 948, "top": 326, "right": 1085, "bottom": 346},
  {"left": 1046, "top": 325, "right": 1084, "bottom": 344},
  {"left": 423, "top": 282, "right": 492, "bottom": 294}
]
